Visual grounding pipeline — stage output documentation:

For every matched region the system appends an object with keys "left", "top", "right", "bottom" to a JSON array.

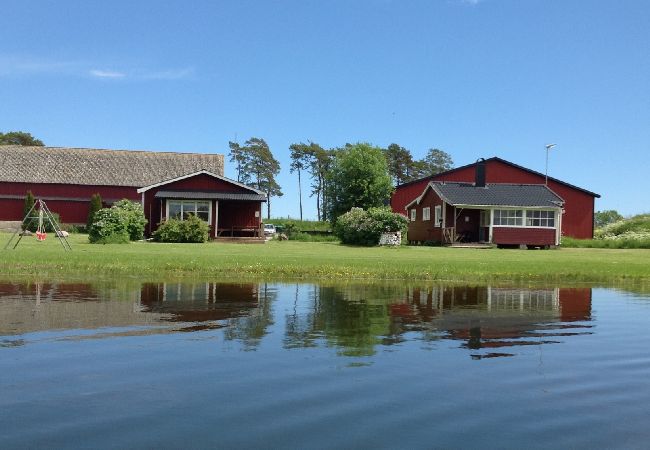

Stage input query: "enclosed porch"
[{"left": 155, "top": 192, "right": 266, "bottom": 240}]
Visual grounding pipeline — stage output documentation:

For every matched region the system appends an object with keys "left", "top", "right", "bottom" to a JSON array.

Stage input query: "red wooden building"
[
  {"left": 0, "top": 145, "right": 266, "bottom": 239},
  {"left": 405, "top": 180, "right": 564, "bottom": 247},
  {"left": 392, "top": 157, "right": 600, "bottom": 240}
]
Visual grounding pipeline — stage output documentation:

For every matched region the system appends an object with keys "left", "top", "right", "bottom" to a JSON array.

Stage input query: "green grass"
[
  {"left": 265, "top": 218, "right": 332, "bottom": 232},
  {"left": 2, "top": 232, "right": 650, "bottom": 285}
]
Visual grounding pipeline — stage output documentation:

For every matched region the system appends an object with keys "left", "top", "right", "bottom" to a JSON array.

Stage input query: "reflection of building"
[
  {"left": 393, "top": 286, "right": 592, "bottom": 355},
  {"left": 0, "top": 282, "right": 159, "bottom": 335},
  {"left": 0, "top": 281, "right": 269, "bottom": 337},
  {"left": 139, "top": 282, "right": 262, "bottom": 322}
]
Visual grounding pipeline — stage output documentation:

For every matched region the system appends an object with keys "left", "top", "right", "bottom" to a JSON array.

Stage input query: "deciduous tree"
[{"left": 326, "top": 143, "right": 394, "bottom": 221}]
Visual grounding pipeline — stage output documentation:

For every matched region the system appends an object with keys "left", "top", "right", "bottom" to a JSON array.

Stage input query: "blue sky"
[{"left": 1, "top": 0, "right": 648, "bottom": 218}]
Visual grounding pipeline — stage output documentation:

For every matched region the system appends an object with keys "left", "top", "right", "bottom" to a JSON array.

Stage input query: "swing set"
[{"left": 3, "top": 199, "right": 72, "bottom": 251}]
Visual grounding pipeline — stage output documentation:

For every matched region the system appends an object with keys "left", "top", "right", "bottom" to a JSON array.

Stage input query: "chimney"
[{"left": 475, "top": 158, "right": 486, "bottom": 187}]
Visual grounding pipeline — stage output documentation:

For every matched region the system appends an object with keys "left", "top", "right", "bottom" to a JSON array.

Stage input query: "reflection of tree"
[
  {"left": 285, "top": 284, "right": 399, "bottom": 357},
  {"left": 223, "top": 283, "right": 276, "bottom": 350}
]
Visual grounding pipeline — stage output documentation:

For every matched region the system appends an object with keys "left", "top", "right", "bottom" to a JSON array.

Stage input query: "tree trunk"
[
  {"left": 298, "top": 169, "right": 303, "bottom": 221},
  {"left": 267, "top": 192, "right": 271, "bottom": 219}
]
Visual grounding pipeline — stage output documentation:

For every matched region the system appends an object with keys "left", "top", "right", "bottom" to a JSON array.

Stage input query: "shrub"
[
  {"left": 87, "top": 193, "right": 103, "bottom": 231},
  {"left": 334, "top": 207, "right": 408, "bottom": 246},
  {"left": 153, "top": 215, "right": 210, "bottom": 243},
  {"left": 112, "top": 199, "right": 147, "bottom": 241},
  {"left": 88, "top": 208, "right": 130, "bottom": 244}
]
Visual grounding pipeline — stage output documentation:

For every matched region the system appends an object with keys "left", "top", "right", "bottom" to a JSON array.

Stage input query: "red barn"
[
  {"left": 392, "top": 157, "right": 600, "bottom": 240},
  {"left": 0, "top": 145, "right": 266, "bottom": 239}
]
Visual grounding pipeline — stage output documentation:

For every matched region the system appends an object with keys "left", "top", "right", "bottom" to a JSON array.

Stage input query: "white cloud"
[
  {"left": 0, "top": 55, "right": 193, "bottom": 81},
  {"left": 89, "top": 69, "right": 126, "bottom": 79}
]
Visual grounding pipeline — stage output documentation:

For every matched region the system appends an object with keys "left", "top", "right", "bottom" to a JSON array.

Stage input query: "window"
[
  {"left": 434, "top": 205, "right": 442, "bottom": 227},
  {"left": 493, "top": 209, "right": 523, "bottom": 226},
  {"left": 423, "top": 207, "right": 431, "bottom": 221},
  {"left": 410, "top": 209, "right": 416, "bottom": 222},
  {"left": 526, "top": 210, "right": 555, "bottom": 227},
  {"left": 167, "top": 200, "right": 211, "bottom": 223}
]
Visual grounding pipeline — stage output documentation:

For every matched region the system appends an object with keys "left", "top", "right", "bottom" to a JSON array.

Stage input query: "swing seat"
[{"left": 36, "top": 231, "right": 47, "bottom": 241}]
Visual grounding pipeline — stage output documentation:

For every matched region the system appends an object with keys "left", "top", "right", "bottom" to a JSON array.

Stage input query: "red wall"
[
  {"left": 0, "top": 182, "right": 138, "bottom": 224},
  {"left": 392, "top": 159, "right": 597, "bottom": 239},
  {"left": 492, "top": 227, "right": 556, "bottom": 246}
]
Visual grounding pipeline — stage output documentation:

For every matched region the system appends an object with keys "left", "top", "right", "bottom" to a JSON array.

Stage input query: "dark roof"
[
  {"left": 408, "top": 182, "right": 564, "bottom": 208},
  {"left": 0, "top": 145, "right": 224, "bottom": 187},
  {"left": 155, "top": 190, "right": 267, "bottom": 202},
  {"left": 397, "top": 156, "right": 600, "bottom": 198}
]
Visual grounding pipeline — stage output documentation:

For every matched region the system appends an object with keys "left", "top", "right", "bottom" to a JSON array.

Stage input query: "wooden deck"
[{"left": 446, "top": 243, "right": 494, "bottom": 249}]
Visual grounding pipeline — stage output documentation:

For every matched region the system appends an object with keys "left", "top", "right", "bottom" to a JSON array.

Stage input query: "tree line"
[{"left": 233, "top": 138, "right": 453, "bottom": 221}]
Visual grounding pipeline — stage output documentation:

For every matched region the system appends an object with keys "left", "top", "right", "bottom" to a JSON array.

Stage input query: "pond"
[{"left": 1, "top": 280, "right": 649, "bottom": 449}]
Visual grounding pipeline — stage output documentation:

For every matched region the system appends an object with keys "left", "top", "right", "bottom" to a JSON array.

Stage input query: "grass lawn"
[{"left": 1, "top": 232, "right": 650, "bottom": 285}]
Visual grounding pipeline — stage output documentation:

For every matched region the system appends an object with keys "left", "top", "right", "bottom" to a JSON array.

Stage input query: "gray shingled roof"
[
  {"left": 0, "top": 145, "right": 224, "bottom": 187},
  {"left": 430, "top": 183, "right": 564, "bottom": 207},
  {"left": 155, "top": 191, "right": 267, "bottom": 201}
]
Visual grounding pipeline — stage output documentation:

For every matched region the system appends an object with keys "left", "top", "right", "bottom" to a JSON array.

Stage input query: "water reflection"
[
  {"left": 0, "top": 281, "right": 592, "bottom": 358},
  {"left": 284, "top": 285, "right": 593, "bottom": 358}
]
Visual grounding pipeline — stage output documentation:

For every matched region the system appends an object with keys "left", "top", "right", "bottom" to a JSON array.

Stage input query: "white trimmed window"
[
  {"left": 422, "top": 207, "right": 431, "bottom": 221},
  {"left": 526, "top": 210, "right": 555, "bottom": 227},
  {"left": 167, "top": 200, "right": 211, "bottom": 223},
  {"left": 434, "top": 205, "right": 442, "bottom": 227},
  {"left": 410, "top": 209, "right": 416, "bottom": 222},
  {"left": 493, "top": 209, "right": 523, "bottom": 226}
]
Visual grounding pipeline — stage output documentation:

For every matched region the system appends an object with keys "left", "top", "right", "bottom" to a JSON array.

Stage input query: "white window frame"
[
  {"left": 492, "top": 209, "right": 524, "bottom": 227},
  {"left": 166, "top": 199, "right": 212, "bottom": 224},
  {"left": 525, "top": 210, "right": 556, "bottom": 228},
  {"left": 434, "top": 205, "right": 442, "bottom": 227},
  {"left": 410, "top": 209, "right": 416, "bottom": 222},
  {"left": 492, "top": 208, "right": 558, "bottom": 229},
  {"left": 422, "top": 207, "right": 431, "bottom": 221}
]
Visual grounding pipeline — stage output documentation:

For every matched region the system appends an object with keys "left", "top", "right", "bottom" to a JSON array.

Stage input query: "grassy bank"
[{"left": 1, "top": 233, "right": 650, "bottom": 284}]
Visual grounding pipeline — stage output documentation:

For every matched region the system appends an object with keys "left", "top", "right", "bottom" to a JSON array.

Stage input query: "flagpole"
[{"left": 545, "top": 144, "right": 556, "bottom": 185}]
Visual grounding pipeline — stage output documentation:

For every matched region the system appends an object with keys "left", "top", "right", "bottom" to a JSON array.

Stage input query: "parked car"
[{"left": 263, "top": 224, "right": 276, "bottom": 236}]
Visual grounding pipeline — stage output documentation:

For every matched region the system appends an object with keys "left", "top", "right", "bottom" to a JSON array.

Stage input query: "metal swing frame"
[{"left": 3, "top": 199, "right": 72, "bottom": 251}]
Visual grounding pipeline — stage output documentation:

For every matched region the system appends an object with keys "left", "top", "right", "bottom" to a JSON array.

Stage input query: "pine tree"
[{"left": 87, "top": 193, "right": 103, "bottom": 230}]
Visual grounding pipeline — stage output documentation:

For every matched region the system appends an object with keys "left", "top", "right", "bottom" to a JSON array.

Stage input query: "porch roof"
[
  {"left": 406, "top": 182, "right": 564, "bottom": 209},
  {"left": 154, "top": 190, "right": 267, "bottom": 202}
]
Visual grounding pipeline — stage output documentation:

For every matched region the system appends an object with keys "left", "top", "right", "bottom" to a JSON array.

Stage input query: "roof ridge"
[{"left": 0, "top": 145, "right": 220, "bottom": 157}]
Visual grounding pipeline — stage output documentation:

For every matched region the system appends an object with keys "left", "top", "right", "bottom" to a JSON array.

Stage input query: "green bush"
[
  {"left": 153, "top": 215, "right": 210, "bottom": 243},
  {"left": 112, "top": 199, "right": 147, "bottom": 241},
  {"left": 88, "top": 208, "right": 130, "bottom": 244},
  {"left": 334, "top": 207, "right": 408, "bottom": 246},
  {"left": 87, "top": 194, "right": 103, "bottom": 231},
  {"left": 88, "top": 199, "right": 147, "bottom": 244}
]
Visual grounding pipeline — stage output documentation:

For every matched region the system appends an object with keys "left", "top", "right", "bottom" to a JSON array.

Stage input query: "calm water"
[{"left": 1, "top": 281, "right": 650, "bottom": 449}]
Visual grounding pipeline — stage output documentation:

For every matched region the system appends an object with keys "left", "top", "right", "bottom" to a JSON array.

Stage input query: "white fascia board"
[{"left": 404, "top": 182, "right": 438, "bottom": 210}]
